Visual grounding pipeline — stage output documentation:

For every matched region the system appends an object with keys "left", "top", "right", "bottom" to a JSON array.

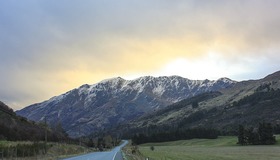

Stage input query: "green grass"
[
  {"left": 139, "top": 136, "right": 280, "bottom": 160},
  {"left": 141, "top": 136, "right": 238, "bottom": 147}
]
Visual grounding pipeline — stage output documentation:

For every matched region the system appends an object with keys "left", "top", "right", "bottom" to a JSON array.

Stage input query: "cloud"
[{"left": 1, "top": 0, "right": 280, "bottom": 109}]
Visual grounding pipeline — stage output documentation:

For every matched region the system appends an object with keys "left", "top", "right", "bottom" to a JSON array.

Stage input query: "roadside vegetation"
[
  {"left": 0, "top": 134, "right": 122, "bottom": 159},
  {"left": 0, "top": 141, "right": 92, "bottom": 160},
  {"left": 122, "top": 140, "right": 145, "bottom": 160}
]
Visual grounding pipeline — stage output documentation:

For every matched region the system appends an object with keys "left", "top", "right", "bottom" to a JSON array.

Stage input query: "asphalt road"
[{"left": 63, "top": 140, "right": 128, "bottom": 160}]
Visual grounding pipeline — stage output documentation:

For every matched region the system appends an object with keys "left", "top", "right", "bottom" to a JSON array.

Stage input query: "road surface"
[{"left": 63, "top": 140, "right": 128, "bottom": 160}]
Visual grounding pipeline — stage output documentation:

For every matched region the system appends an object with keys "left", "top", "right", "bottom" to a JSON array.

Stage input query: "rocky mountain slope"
[
  {"left": 16, "top": 76, "right": 235, "bottom": 137},
  {"left": 119, "top": 71, "right": 280, "bottom": 136}
]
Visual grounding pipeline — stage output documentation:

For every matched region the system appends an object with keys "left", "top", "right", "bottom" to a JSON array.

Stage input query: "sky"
[{"left": 1, "top": 0, "right": 280, "bottom": 110}]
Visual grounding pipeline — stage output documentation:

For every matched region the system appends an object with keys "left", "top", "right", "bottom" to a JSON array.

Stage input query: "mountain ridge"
[
  {"left": 117, "top": 70, "right": 280, "bottom": 136},
  {"left": 16, "top": 76, "right": 236, "bottom": 137}
]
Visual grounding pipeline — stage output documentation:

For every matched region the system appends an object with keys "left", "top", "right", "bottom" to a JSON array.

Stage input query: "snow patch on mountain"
[{"left": 153, "top": 85, "right": 165, "bottom": 96}]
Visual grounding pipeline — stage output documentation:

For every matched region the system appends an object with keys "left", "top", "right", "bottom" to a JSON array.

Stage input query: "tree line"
[
  {"left": 85, "top": 135, "right": 121, "bottom": 151},
  {"left": 238, "top": 122, "right": 276, "bottom": 145},
  {"left": 233, "top": 85, "right": 280, "bottom": 107},
  {"left": 132, "top": 128, "right": 219, "bottom": 145}
]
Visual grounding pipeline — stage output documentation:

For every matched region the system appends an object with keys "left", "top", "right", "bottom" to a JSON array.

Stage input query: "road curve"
[{"left": 63, "top": 140, "right": 128, "bottom": 160}]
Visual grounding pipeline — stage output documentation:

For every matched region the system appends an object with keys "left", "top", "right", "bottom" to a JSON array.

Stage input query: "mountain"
[
  {"left": 0, "top": 101, "right": 68, "bottom": 141},
  {"left": 118, "top": 71, "right": 280, "bottom": 136},
  {"left": 16, "top": 76, "right": 236, "bottom": 137}
]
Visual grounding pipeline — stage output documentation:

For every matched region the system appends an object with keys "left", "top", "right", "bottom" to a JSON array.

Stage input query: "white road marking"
[{"left": 112, "top": 151, "right": 118, "bottom": 160}]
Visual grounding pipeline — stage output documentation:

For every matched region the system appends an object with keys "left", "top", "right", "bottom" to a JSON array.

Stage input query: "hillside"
[
  {"left": 118, "top": 71, "right": 280, "bottom": 136},
  {"left": 0, "top": 101, "right": 68, "bottom": 141},
  {"left": 16, "top": 76, "right": 235, "bottom": 137}
]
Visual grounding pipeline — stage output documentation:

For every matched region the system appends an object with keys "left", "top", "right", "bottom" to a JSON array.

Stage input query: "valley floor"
[{"left": 124, "top": 136, "right": 280, "bottom": 160}]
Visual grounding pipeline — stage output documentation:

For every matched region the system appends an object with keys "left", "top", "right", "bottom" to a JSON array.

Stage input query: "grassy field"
[{"left": 138, "top": 136, "right": 280, "bottom": 160}]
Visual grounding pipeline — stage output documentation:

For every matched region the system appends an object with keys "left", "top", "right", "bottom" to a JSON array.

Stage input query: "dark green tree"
[
  {"left": 237, "top": 122, "right": 276, "bottom": 145},
  {"left": 97, "top": 137, "right": 104, "bottom": 151},
  {"left": 238, "top": 125, "right": 246, "bottom": 145},
  {"left": 246, "top": 127, "right": 259, "bottom": 145},
  {"left": 87, "top": 138, "right": 95, "bottom": 147},
  {"left": 192, "top": 101, "right": 199, "bottom": 108},
  {"left": 258, "top": 122, "right": 276, "bottom": 145}
]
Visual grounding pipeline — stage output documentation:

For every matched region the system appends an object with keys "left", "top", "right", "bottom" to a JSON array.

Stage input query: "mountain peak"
[
  {"left": 100, "top": 77, "right": 125, "bottom": 83},
  {"left": 216, "top": 77, "right": 236, "bottom": 83}
]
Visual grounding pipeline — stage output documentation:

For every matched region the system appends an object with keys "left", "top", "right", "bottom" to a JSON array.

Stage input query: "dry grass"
[{"left": 0, "top": 141, "right": 92, "bottom": 160}]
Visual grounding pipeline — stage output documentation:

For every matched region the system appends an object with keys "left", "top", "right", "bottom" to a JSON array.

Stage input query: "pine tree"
[
  {"left": 258, "top": 122, "right": 276, "bottom": 145},
  {"left": 238, "top": 125, "right": 246, "bottom": 145}
]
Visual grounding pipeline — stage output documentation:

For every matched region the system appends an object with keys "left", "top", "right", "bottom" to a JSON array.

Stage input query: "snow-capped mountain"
[{"left": 16, "top": 76, "right": 236, "bottom": 137}]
